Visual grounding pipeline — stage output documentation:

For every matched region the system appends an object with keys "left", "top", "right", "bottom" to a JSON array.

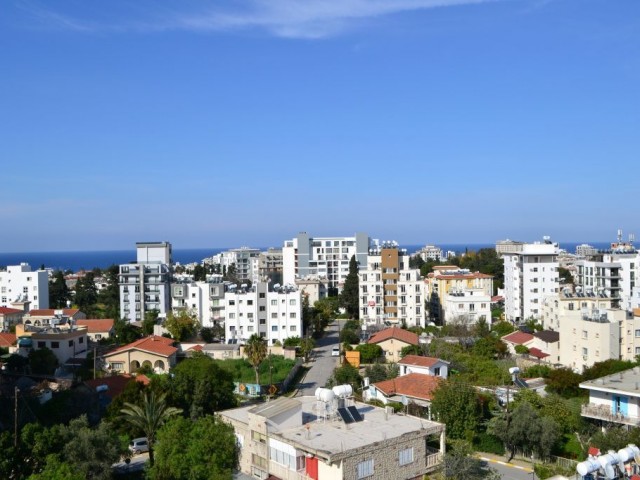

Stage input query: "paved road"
[
  {"left": 478, "top": 455, "right": 535, "bottom": 480},
  {"left": 113, "top": 452, "right": 149, "bottom": 474},
  {"left": 296, "top": 320, "right": 343, "bottom": 396}
]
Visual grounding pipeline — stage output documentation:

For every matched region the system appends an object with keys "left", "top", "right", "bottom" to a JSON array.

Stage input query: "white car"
[
  {"left": 129, "top": 437, "right": 149, "bottom": 455},
  {"left": 331, "top": 347, "right": 340, "bottom": 357}
]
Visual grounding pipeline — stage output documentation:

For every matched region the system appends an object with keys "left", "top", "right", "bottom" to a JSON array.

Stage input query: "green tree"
[
  {"left": 582, "top": 359, "right": 639, "bottom": 381},
  {"left": 192, "top": 264, "right": 207, "bottom": 282},
  {"left": 340, "top": 255, "right": 360, "bottom": 318},
  {"left": 120, "top": 391, "right": 182, "bottom": 466},
  {"left": 48, "top": 270, "right": 71, "bottom": 309},
  {"left": 164, "top": 309, "right": 200, "bottom": 341},
  {"left": 355, "top": 343, "right": 383, "bottom": 363},
  {"left": 339, "top": 328, "right": 360, "bottom": 345},
  {"left": 444, "top": 440, "right": 501, "bottom": 480},
  {"left": 113, "top": 318, "right": 142, "bottom": 344},
  {"left": 105, "top": 378, "right": 147, "bottom": 433},
  {"left": 28, "top": 454, "right": 84, "bottom": 480},
  {"left": 545, "top": 367, "right": 583, "bottom": 398},
  {"left": 558, "top": 267, "right": 573, "bottom": 284},
  {"left": 169, "top": 353, "right": 236, "bottom": 418},
  {"left": 491, "top": 321, "right": 515, "bottom": 338},
  {"left": 74, "top": 272, "right": 98, "bottom": 316},
  {"left": 299, "top": 337, "right": 316, "bottom": 362},
  {"left": 364, "top": 363, "right": 398, "bottom": 383},
  {"left": 330, "top": 363, "right": 362, "bottom": 389},
  {"left": 29, "top": 348, "right": 59, "bottom": 375},
  {"left": 244, "top": 334, "right": 267, "bottom": 385},
  {"left": 142, "top": 309, "right": 159, "bottom": 336},
  {"left": 200, "top": 327, "right": 214, "bottom": 343},
  {"left": 431, "top": 379, "right": 482, "bottom": 440},
  {"left": 400, "top": 344, "right": 424, "bottom": 358},
  {"left": 149, "top": 415, "right": 239, "bottom": 480}
]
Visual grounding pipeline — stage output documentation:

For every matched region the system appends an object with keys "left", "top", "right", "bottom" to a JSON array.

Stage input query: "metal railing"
[{"left": 581, "top": 403, "right": 640, "bottom": 426}]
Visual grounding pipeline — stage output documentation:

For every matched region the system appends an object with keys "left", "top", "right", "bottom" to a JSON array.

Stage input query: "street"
[
  {"left": 296, "top": 319, "right": 342, "bottom": 396},
  {"left": 478, "top": 455, "right": 536, "bottom": 480}
]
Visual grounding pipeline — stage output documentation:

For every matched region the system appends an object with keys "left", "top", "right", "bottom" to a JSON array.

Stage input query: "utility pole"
[{"left": 14, "top": 387, "right": 19, "bottom": 447}]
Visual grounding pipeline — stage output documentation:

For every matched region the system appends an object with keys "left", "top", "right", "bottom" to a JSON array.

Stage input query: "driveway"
[{"left": 296, "top": 320, "right": 343, "bottom": 396}]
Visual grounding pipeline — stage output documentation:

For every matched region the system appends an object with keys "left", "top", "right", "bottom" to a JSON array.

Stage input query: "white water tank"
[
  {"left": 315, "top": 388, "right": 335, "bottom": 402},
  {"left": 576, "top": 457, "right": 600, "bottom": 476},
  {"left": 332, "top": 384, "right": 353, "bottom": 398},
  {"left": 617, "top": 444, "right": 640, "bottom": 463}
]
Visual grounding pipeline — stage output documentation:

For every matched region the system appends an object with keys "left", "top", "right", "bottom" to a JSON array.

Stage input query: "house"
[
  {"left": 14, "top": 325, "right": 89, "bottom": 365},
  {"left": 0, "top": 307, "right": 25, "bottom": 331},
  {"left": 501, "top": 331, "right": 535, "bottom": 355},
  {"left": 364, "top": 373, "right": 442, "bottom": 409},
  {"left": 83, "top": 374, "right": 149, "bottom": 404},
  {"left": 26, "top": 309, "right": 86, "bottom": 325},
  {"left": 0, "top": 332, "right": 17, "bottom": 351},
  {"left": 398, "top": 355, "right": 449, "bottom": 378},
  {"left": 76, "top": 319, "right": 115, "bottom": 342},
  {"left": 580, "top": 367, "right": 640, "bottom": 428},
  {"left": 219, "top": 394, "right": 446, "bottom": 480},
  {"left": 530, "top": 330, "right": 560, "bottom": 363},
  {"left": 102, "top": 335, "right": 177, "bottom": 374},
  {"left": 200, "top": 343, "right": 242, "bottom": 360},
  {"left": 367, "top": 327, "right": 419, "bottom": 363}
]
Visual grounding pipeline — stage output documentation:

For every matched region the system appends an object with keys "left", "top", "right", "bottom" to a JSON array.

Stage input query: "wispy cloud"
[{"left": 17, "top": 0, "right": 511, "bottom": 39}]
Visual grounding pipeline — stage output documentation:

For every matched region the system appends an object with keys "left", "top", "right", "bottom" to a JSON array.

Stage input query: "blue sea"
[{"left": 0, "top": 242, "right": 615, "bottom": 273}]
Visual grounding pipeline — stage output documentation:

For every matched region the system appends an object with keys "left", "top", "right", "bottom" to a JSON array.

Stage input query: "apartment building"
[
  {"left": 574, "top": 241, "right": 638, "bottom": 310},
  {"left": 283, "top": 232, "right": 371, "bottom": 290},
  {"left": 0, "top": 263, "right": 49, "bottom": 310},
  {"left": 171, "top": 276, "right": 227, "bottom": 328},
  {"left": 424, "top": 266, "right": 493, "bottom": 326},
  {"left": 359, "top": 243, "right": 424, "bottom": 327},
  {"left": 205, "top": 247, "right": 262, "bottom": 282},
  {"left": 415, "top": 245, "right": 443, "bottom": 262},
  {"left": 295, "top": 277, "right": 329, "bottom": 306},
  {"left": 501, "top": 238, "right": 559, "bottom": 323},
  {"left": 224, "top": 283, "right": 302, "bottom": 345},
  {"left": 581, "top": 367, "right": 640, "bottom": 428},
  {"left": 119, "top": 242, "right": 172, "bottom": 323},
  {"left": 259, "top": 248, "right": 283, "bottom": 284},
  {"left": 219, "top": 395, "right": 446, "bottom": 480}
]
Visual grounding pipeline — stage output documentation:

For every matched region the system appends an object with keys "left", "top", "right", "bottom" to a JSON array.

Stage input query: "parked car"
[
  {"left": 331, "top": 347, "right": 340, "bottom": 357},
  {"left": 129, "top": 437, "right": 149, "bottom": 455}
]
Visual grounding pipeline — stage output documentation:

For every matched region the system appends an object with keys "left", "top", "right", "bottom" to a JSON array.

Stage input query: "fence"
[{"left": 512, "top": 450, "right": 578, "bottom": 470}]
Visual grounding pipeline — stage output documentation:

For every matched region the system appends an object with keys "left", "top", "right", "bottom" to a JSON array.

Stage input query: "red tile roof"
[
  {"left": 76, "top": 319, "right": 115, "bottom": 333},
  {"left": 368, "top": 327, "right": 419, "bottom": 346},
  {"left": 29, "top": 308, "right": 80, "bottom": 317},
  {"left": 0, "top": 307, "right": 23, "bottom": 315},
  {"left": 491, "top": 295, "right": 504, "bottom": 303},
  {"left": 188, "top": 345, "right": 204, "bottom": 351},
  {"left": 501, "top": 331, "right": 534, "bottom": 345},
  {"left": 372, "top": 373, "right": 442, "bottom": 401},
  {"left": 0, "top": 333, "right": 17, "bottom": 347},
  {"left": 528, "top": 347, "right": 550, "bottom": 359},
  {"left": 84, "top": 374, "right": 148, "bottom": 399},
  {"left": 398, "top": 355, "right": 446, "bottom": 368},
  {"left": 106, "top": 335, "right": 178, "bottom": 357}
]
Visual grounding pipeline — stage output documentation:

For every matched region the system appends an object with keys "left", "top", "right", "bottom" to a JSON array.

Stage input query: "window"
[
  {"left": 582, "top": 331, "right": 588, "bottom": 339},
  {"left": 271, "top": 326, "right": 278, "bottom": 331},
  {"left": 68, "top": 340, "right": 74, "bottom": 347},
  {"left": 248, "top": 300, "right": 253, "bottom": 305},
  {"left": 356, "top": 459, "right": 374, "bottom": 479},
  {"left": 271, "top": 313, "right": 278, "bottom": 319},
  {"left": 37, "top": 341, "right": 46, "bottom": 348},
  {"left": 289, "top": 312, "right": 296, "bottom": 318},
  {"left": 271, "top": 300, "right": 277, "bottom": 306},
  {"left": 260, "top": 319, "right": 266, "bottom": 325},
  {"left": 259, "top": 292, "right": 265, "bottom": 298},
  {"left": 228, "top": 313, "right": 235, "bottom": 319},
  {"left": 635, "top": 330, "right": 640, "bottom": 338},
  {"left": 290, "top": 325, "right": 297, "bottom": 331},
  {"left": 399, "top": 447, "right": 414, "bottom": 466},
  {"left": 51, "top": 342, "right": 59, "bottom": 349},
  {"left": 434, "top": 367, "right": 441, "bottom": 376},
  {"left": 110, "top": 362, "right": 124, "bottom": 371},
  {"left": 251, "top": 431, "right": 267, "bottom": 443},
  {"left": 229, "top": 300, "right": 235, "bottom": 305},
  {"left": 259, "top": 306, "right": 266, "bottom": 311},
  {"left": 289, "top": 299, "right": 296, "bottom": 305},
  {"left": 79, "top": 337, "right": 84, "bottom": 344}
]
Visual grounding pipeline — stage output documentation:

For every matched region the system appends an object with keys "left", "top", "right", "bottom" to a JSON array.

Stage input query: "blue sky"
[{"left": 1, "top": 0, "right": 639, "bottom": 252}]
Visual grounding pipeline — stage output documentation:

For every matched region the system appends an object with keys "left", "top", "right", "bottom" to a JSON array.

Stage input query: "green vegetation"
[
  {"left": 214, "top": 355, "right": 296, "bottom": 385},
  {"left": 339, "top": 255, "right": 359, "bottom": 319},
  {"left": 355, "top": 343, "right": 382, "bottom": 363},
  {"left": 244, "top": 334, "right": 268, "bottom": 384},
  {"left": 164, "top": 309, "right": 200, "bottom": 341}
]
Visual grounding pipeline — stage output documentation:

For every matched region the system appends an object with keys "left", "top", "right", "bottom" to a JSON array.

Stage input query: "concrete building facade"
[
  {"left": 171, "top": 277, "right": 227, "bottom": 328},
  {"left": 0, "top": 263, "right": 49, "bottom": 310}
]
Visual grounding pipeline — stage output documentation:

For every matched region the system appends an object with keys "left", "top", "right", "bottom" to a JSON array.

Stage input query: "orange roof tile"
[
  {"left": 398, "top": 355, "right": 447, "bottom": 368},
  {"left": 501, "top": 331, "right": 535, "bottom": 345},
  {"left": 188, "top": 345, "right": 204, "bottom": 351},
  {"left": 372, "top": 373, "right": 442, "bottom": 401},
  {"left": 368, "top": 327, "right": 419, "bottom": 346},
  {"left": 76, "top": 319, "right": 115, "bottom": 333},
  {"left": 0, "top": 307, "right": 23, "bottom": 315},
  {"left": 29, "top": 308, "right": 80, "bottom": 317},
  {"left": 84, "top": 374, "right": 148, "bottom": 399},
  {"left": 106, "top": 335, "right": 178, "bottom": 358},
  {"left": 0, "top": 333, "right": 17, "bottom": 347}
]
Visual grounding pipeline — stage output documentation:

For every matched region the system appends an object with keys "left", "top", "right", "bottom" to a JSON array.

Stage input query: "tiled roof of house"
[
  {"left": 534, "top": 330, "right": 559, "bottom": 343},
  {"left": 29, "top": 308, "right": 80, "bottom": 317},
  {"left": 0, "top": 332, "right": 17, "bottom": 347},
  {"left": 398, "top": 355, "right": 448, "bottom": 368},
  {"left": 0, "top": 307, "right": 23, "bottom": 315},
  {"left": 106, "top": 335, "right": 178, "bottom": 358},
  {"left": 528, "top": 347, "right": 550, "bottom": 359},
  {"left": 76, "top": 319, "right": 115, "bottom": 333},
  {"left": 501, "top": 331, "right": 535, "bottom": 345},
  {"left": 84, "top": 374, "right": 148, "bottom": 399},
  {"left": 372, "top": 373, "right": 442, "bottom": 401},
  {"left": 188, "top": 345, "right": 204, "bottom": 352},
  {"left": 368, "top": 327, "right": 419, "bottom": 346},
  {"left": 491, "top": 296, "right": 504, "bottom": 303}
]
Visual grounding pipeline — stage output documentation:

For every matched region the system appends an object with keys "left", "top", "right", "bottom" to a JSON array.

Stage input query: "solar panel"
[
  {"left": 347, "top": 406, "right": 363, "bottom": 422},
  {"left": 514, "top": 378, "right": 529, "bottom": 389},
  {"left": 337, "top": 407, "right": 354, "bottom": 424}
]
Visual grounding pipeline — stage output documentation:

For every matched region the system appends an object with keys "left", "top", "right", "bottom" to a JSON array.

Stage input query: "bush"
[
  {"left": 514, "top": 345, "right": 530, "bottom": 355},
  {"left": 474, "top": 432, "right": 505, "bottom": 455},
  {"left": 523, "top": 364, "right": 552, "bottom": 378},
  {"left": 339, "top": 328, "right": 360, "bottom": 345},
  {"left": 355, "top": 344, "right": 383, "bottom": 363}
]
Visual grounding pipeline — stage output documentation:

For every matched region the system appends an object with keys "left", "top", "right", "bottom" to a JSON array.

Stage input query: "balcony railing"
[
  {"left": 425, "top": 447, "right": 444, "bottom": 471},
  {"left": 581, "top": 403, "right": 640, "bottom": 426}
]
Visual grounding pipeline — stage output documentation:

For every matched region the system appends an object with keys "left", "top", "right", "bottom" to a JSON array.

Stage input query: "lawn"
[{"left": 214, "top": 355, "right": 297, "bottom": 384}]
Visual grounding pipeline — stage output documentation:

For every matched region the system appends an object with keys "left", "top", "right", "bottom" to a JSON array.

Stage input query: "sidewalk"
[{"left": 476, "top": 452, "right": 535, "bottom": 473}]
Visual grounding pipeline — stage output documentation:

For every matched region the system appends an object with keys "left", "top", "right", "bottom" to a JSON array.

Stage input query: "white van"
[
  {"left": 331, "top": 347, "right": 340, "bottom": 357},
  {"left": 129, "top": 437, "right": 149, "bottom": 455}
]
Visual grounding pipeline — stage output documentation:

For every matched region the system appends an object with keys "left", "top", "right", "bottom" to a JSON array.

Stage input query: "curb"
[{"left": 477, "top": 456, "right": 534, "bottom": 473}]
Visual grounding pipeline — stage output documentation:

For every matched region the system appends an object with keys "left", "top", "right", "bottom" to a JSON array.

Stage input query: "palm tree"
[
  {"left": 120, "top": 391, "right": 182, "bottom": 466},
  {"left": 245, "top": 333, "right": 267, "bottom": 386}
]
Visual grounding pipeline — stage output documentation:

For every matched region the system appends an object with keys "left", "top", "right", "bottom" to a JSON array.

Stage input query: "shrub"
[
  {"left": 474, "top": 432, "right": 505, "bottom": 455},
  {"left": 515, "top": 345, "right": 530, "bottom": 355}
]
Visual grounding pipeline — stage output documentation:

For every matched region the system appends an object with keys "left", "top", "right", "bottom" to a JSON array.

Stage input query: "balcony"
[
  {"left": 425, "top": 447, "right": 444, "bottom": 472},
  {"left": 268, "top": 461, "right": 313, "bottom": 480},
  {"left": 581, "top": 403, "right": 640, "bottom": 426}
]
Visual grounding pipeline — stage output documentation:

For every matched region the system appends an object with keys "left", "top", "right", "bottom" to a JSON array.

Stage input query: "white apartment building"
[
  {"left": 205, "top": 247, "right": 262, "bottom": 283},
  {"left": 501, "top": 238, "right": 559, "bottom": 323},
  {"left": 416, "top": 245, "right": 443, "bottom": 262},
  {"left": 119, "top": 242, "right": 172, "bottom": 323},
  {"left": 442, "top": 290, "right": 491, "bottom": 326},
  {"left": 283, "top": 232, "right": 371, "bottom": 290},
  {"left": 0, "top": 263, "right": 49, "bottom": 310},
  {"left": 574, "top": 242, "right": 638, "bottom": 311},
  {"left": 224, "top": 283, "right": 302, "bottom": 345},
  {"left": 171, "top": 276, "right": 227, "bottom": 328},
  {"left": 359, "top": 243, "right": 424, "bottom": 328}
]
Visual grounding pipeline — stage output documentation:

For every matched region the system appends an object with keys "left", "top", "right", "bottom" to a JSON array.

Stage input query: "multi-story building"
[
  {"left": 258, "top": 248, "right": 283, "bottom": 284},
  {"left": 224, "top": 283, "right": 302, "bottom": 345},
  {"left": 205, "top": 247, "right": 262, "bottom": 283},
  {"left": 501, "top": 238, "right": 559, "bottom": 323},
  {"left": 581, "top": 367, "right": 640, "bottom": 428},
  {"left": 416, "top": 245, "right": 443, "bottom": 262},
  {"left": 219, "top": 395, "right": 446, "bottom": 480},
  {"left": 283, "top": 232, "right": 371, "bottom": 291},
  {"left": 359, "top": 243, "right": 424, "bottom": 327},
  {"left": 574, "top": 241, "right": 638, "bottom": 310},
  {"left": 119, "top": 242, "right": 172, "bottom": 323},
  {"left": 171, "top": 276, "right": 227, "bottom": 328},
  {"left": 424, "top": 266, "right": 493, "bottom": 326},
  {"left": 295, "top": 277, "right": 329, "bottom": 306},
  {"left": 0, "top": 263, "right": 49, "bottom": 310}
]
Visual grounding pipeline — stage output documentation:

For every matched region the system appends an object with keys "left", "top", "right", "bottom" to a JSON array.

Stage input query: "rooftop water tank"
[{"left": 332, "top": 384, "right": 353, "bottom": 398}]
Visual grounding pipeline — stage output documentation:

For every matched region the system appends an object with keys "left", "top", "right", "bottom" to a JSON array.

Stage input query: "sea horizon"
[{"left": 0, "top": 241, "right": 619, "bottom": 273}]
